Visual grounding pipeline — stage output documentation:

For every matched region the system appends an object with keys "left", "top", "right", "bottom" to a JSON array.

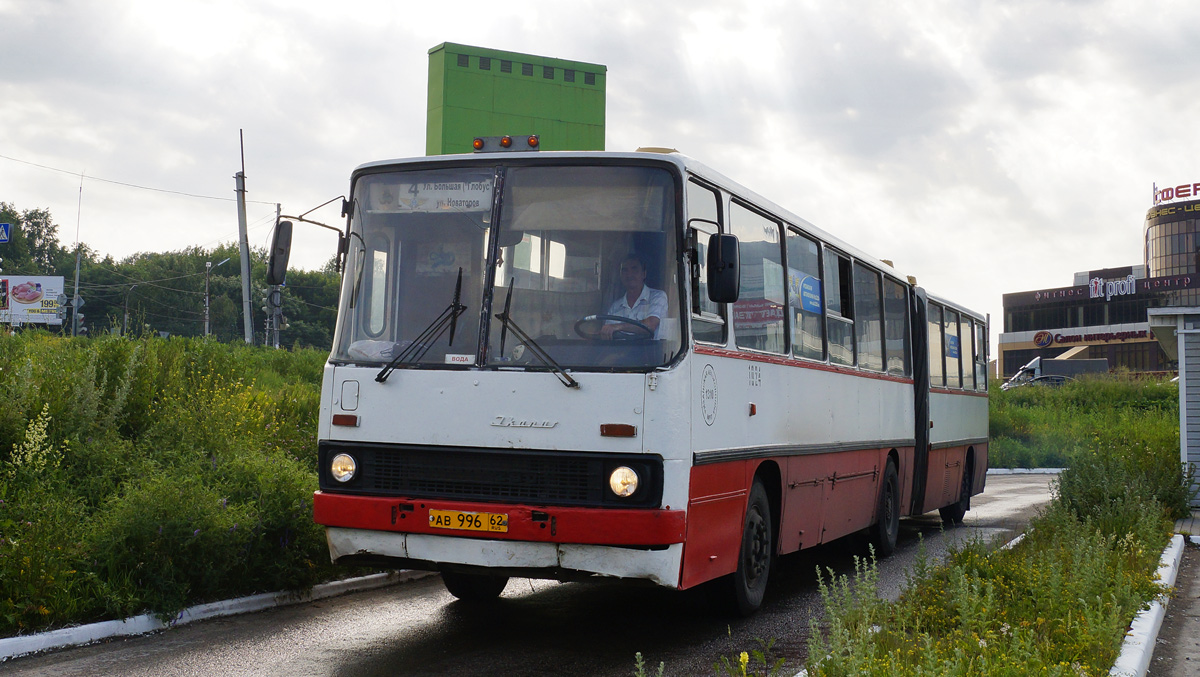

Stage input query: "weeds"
[
  {"left": 0, "top": 331, "right": 344, "bottom": 635},
  {"left": 803, "top": 374, "right": 1180, "bottom": 676}
]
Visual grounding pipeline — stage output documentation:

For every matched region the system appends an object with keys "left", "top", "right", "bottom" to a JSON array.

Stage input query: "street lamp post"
[
  {"left": 123, "top": 284, "right": 138, "bottom": 337},
  {"left": 205, "top": 257, "right": 231, "bottom": 338}
]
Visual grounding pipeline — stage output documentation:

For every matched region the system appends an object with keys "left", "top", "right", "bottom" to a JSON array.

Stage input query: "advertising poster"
[{"left": 0, "top": 276, "right": 66, "bottom": 326}]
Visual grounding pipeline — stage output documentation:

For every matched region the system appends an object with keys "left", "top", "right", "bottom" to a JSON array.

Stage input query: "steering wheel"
[{"left": 574, "top": 314, "right": 653, "bottom": 340}]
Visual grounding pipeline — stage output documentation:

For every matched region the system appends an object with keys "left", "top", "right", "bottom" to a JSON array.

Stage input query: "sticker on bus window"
[
  {"left": 947, "top": 335, "right": 961, "bottom": 359},
  {"left": 445, "top": 354, "right": 473, "bottom": 365}
]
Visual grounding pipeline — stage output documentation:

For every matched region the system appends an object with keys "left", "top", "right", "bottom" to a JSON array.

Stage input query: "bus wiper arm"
[
  {"left": 376, "top": 268, "right": 467, "bottom": 383},
  {"left": 494, "top": 299, "right": 580, "bottom": 389}
]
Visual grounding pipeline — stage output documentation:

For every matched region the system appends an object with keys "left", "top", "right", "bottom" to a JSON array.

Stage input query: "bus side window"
[
  {"left": 928, "top": 303, "right": 945, "bottom": 387},
  {"left": 686, "top": 180, "right": 726, "bottom": 344},
  {"left": 824, "top": 248, "right": 854, "bottom": 366},
  {"left": 730, "top": 201, "right": 786, "bottom": 354},
  {"left": 852, "top": 262, "right": 884, "bottom": 371},
  {"left": 962, "top": 317, "right": 976, "bottom": 390},
  {"left": 944, "top": 309, "right": 962, "bottom": 388},
  {"left": 976, "top": 322, "right": 988, "bottom": 390},
  {"left": 786, "top": 229, "right": 824, "bottom": 361},
  {"left": 883, "top": 278, "right": 911, "bottom": 377}
]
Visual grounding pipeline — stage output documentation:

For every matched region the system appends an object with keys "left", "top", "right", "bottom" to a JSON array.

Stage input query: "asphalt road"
[{"left": 4, "top": 473, "right": 1054, "bottom": 677}]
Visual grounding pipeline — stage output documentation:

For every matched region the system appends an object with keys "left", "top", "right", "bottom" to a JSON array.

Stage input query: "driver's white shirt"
[{"left": 607, "top": 285, "right": 668, "bottom": 339}]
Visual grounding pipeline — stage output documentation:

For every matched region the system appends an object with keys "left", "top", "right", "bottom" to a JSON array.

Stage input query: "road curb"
[
  {"left": 1109, "top": 533, "right": 1185, "bottom": 677},
  {"left": 986, "top": 468, "right": 1065, "bottom": 475},
  {"left": 0, "top": 570, "right": 433, "bottom": 662}
]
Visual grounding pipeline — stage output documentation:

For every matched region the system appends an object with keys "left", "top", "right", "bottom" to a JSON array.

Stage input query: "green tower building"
[{"left": 426, "top": 43, "right": 607, "bottom": 155}]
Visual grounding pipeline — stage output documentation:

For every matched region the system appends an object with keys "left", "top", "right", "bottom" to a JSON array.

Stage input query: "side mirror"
[
  {"left": 266, "top": 220, "right": 293, "bottom": 286},
  {"left": 706, "top": 233, "right": 740, "bottom": 303}
]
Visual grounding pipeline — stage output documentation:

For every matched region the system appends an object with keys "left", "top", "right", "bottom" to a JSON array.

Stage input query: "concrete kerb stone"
[
  {"left": 1109, "top": 533, "right": 1185, "bottom": 677},
  {"left": 0, "top": 570, "right": 434, "bottom": 662}
]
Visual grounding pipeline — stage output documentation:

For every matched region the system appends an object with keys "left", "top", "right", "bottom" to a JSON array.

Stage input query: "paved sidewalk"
[
  {"left": 1174, "top": 513, "right": 1200, "bottom": 538},
  {"left": 1150, "top": 513, "right": 1200, "bottom": 676}
]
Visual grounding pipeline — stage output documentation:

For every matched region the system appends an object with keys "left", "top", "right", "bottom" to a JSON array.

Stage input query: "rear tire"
[
  {"left": 441, "top": 571, "right": 509, "bottom": 601},
  {"left": 727, "top": 480, "right": 774, "bottom": 616},
  {"left": 939, "top": 461, "right": 972, "bottom": 525},
  {"left": 871, "top": 460, "right": 900, "bottom": 557}
]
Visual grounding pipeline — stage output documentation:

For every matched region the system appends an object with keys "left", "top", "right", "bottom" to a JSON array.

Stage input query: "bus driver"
[{"left": 600, "top": 254, "right": 668, "bottom": 340}]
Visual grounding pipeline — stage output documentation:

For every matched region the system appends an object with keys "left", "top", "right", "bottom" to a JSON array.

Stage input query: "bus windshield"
[{"left": 333, "top": 163, "right": 683, "bottom": 371}]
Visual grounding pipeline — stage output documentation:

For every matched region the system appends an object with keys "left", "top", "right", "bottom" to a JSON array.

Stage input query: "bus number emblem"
[{"left": 701, "top": 365, "right": 718, "bottom": 426}]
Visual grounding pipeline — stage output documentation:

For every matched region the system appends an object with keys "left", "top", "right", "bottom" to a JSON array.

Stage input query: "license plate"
[{"left": 428, "top": 509, "right": 509, "bottom": 533}]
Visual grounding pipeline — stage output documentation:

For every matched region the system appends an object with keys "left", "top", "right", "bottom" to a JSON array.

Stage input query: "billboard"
[{"left": 0, "top": 276, "right": 66, "bottom": 326}]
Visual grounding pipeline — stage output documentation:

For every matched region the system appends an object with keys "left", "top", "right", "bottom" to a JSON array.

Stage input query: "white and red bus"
[{"left": 294, "top": 144, "right": 988, "bottom": 614}]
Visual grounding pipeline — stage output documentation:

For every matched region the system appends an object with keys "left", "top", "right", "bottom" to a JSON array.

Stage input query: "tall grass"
[
  {"left": 989, "top": 376, "right": 1178, "bottom": 469},
  {"left": 0, "top": 332, "right": 345, "bottom": 636},
  {"left": 803, "top": 374, "right": 1185, "bottom": 675}
]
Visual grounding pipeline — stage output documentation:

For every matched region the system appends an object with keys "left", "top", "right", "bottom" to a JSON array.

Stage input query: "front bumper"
[
  {"left": 313, "top": 491, "right": 685, "bottom": 546},
  {"left": 315, "top": 491, "right": 687, "bottom": 587}
]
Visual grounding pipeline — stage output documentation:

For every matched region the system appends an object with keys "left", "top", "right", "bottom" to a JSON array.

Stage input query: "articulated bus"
[{"left": 291, "top": 143, "right": 988, "bottom": 614}]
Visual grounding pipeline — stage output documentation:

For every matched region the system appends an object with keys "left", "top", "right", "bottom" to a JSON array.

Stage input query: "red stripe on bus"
[
  {"left": 692, "top": 345, "right": 915, "bottom": 384},
  {"left": 313, "top": 492, "right": 686, "bottom": 546}
]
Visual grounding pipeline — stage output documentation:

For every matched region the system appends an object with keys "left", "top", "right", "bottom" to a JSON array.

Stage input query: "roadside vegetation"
[
  {"left": 798, "top": 376, "right": 1188, "bottom": 676},
  {"left": 989, "top": 373, "right": 1178, "bottom": 469},
  {"left": 0, "top": 331, "right": 351, "bottom": 637}
]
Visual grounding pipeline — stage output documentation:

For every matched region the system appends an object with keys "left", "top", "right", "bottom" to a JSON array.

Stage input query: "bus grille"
[{"left": 318, "top": 442, "right": 662, "bottom": 508}]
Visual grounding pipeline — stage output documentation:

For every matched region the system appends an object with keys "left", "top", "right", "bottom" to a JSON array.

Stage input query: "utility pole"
[
  {"left": 204, "top": 257, "right": 230, "bottom": 337},
  {"left": 235, "top": 130, "right": 253, "bottom": 344},
  {"left": 123, "top": 284, "right": 138, "bottom": 336},
  {"left": 72, "top": 174, "right": 83, "bottom": 337}
]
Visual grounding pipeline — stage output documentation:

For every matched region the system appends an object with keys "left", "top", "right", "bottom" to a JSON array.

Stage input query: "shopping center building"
[{"left": 998, "top": 183, "right": 1200, "bottom": 377}]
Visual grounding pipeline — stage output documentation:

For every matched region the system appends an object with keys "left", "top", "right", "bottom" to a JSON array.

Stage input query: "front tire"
[
  {"left": 441, "top": 571, "right": 509, "bottom": 601},
  {"left": 727, "top": 480, "right": 774, "bottom": 616},
  {"left": 871, "top": 460, "right": 900, "bottom": 557}
]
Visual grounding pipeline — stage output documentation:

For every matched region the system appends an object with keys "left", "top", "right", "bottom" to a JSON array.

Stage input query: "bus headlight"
[
  {"left": 608, "top": 466, "right": 639, "bottom": 497},
  {"left": 330, "top": 453, "right": 358, "bottom": 483}
]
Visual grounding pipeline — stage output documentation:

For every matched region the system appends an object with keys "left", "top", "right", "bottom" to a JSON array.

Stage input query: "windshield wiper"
[
  {"left": 376, "top": 268, "right": 468, "bottom": 383},
  {"left": 493, "top": 281, "right": 579, "bottom": 389}
]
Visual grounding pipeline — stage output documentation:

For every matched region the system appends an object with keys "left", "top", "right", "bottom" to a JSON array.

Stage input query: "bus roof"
[{"left": 350, "top": 150, "right": 987, "bottom": 322}]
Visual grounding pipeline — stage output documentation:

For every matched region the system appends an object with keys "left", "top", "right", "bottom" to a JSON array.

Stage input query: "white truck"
[{"left": 1001, "top": 356, "right": 1109, "bottom": 390}]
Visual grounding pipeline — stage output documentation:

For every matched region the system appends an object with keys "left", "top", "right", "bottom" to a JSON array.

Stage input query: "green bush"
[{"left": 0, "top": 332, "right": 344, "bottom": 635}]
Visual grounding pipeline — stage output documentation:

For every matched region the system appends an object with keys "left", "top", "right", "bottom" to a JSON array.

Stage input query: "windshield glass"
[
  {"left": 333, "top": 163, "right": 683, "bottom": 371},
  {"left": 487, "top": 165, "right": 681, "bottom": 370},
  {"left": 335, "top": 167, "right": 493, "bottom": 367}
]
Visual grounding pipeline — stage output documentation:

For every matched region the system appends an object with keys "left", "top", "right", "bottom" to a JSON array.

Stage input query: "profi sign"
[
  {"left": 1153, "top": 182, "right": 1200, "bottom": 205},
  {"left": 1089, "top": 274, "right": 1136, "bottom": 301}
]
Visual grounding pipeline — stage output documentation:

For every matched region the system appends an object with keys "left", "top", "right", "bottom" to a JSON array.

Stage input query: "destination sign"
[{"left": 368, "top": 180, "right": 494, "bottom": 213}]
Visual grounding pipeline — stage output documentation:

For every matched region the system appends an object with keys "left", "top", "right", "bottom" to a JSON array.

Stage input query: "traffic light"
[{"left": 73, "top": 313, "right": 85, "bottom": 335}]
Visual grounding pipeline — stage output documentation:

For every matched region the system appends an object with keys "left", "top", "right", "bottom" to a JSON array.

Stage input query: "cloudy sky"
[{"left": 2, "top": 0, "right": 1198, "bottom": 344}]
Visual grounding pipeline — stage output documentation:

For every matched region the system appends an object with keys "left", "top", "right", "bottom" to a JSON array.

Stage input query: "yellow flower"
[{"left": 739, "top": 651, "right": 749, "bottom": 676}]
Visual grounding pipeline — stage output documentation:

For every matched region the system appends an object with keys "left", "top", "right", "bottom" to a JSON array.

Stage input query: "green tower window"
[
  {"left": 543, "top": 66, "right": 554, "bottom": 79},
  {"left": 457, "top": 54, "right": 468, "bottom": 67}
]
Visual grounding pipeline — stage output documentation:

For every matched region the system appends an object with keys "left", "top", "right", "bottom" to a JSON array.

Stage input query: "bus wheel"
[
  {"left": 729, "top": 480, "right": 773, "bottom": 616},
  {"left": 871, "top": 460, "right": 900, "bottom": 557},
  {"left": 441, "top": 571, "right": 509, "bottom": 601},
  {"left": 939, "top": 462, "right": 972, "bottom": 525}
]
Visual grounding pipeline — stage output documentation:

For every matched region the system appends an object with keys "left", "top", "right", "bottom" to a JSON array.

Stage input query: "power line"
[{"left": 0, "top": 153, "right": 278, "bottom": 206}]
